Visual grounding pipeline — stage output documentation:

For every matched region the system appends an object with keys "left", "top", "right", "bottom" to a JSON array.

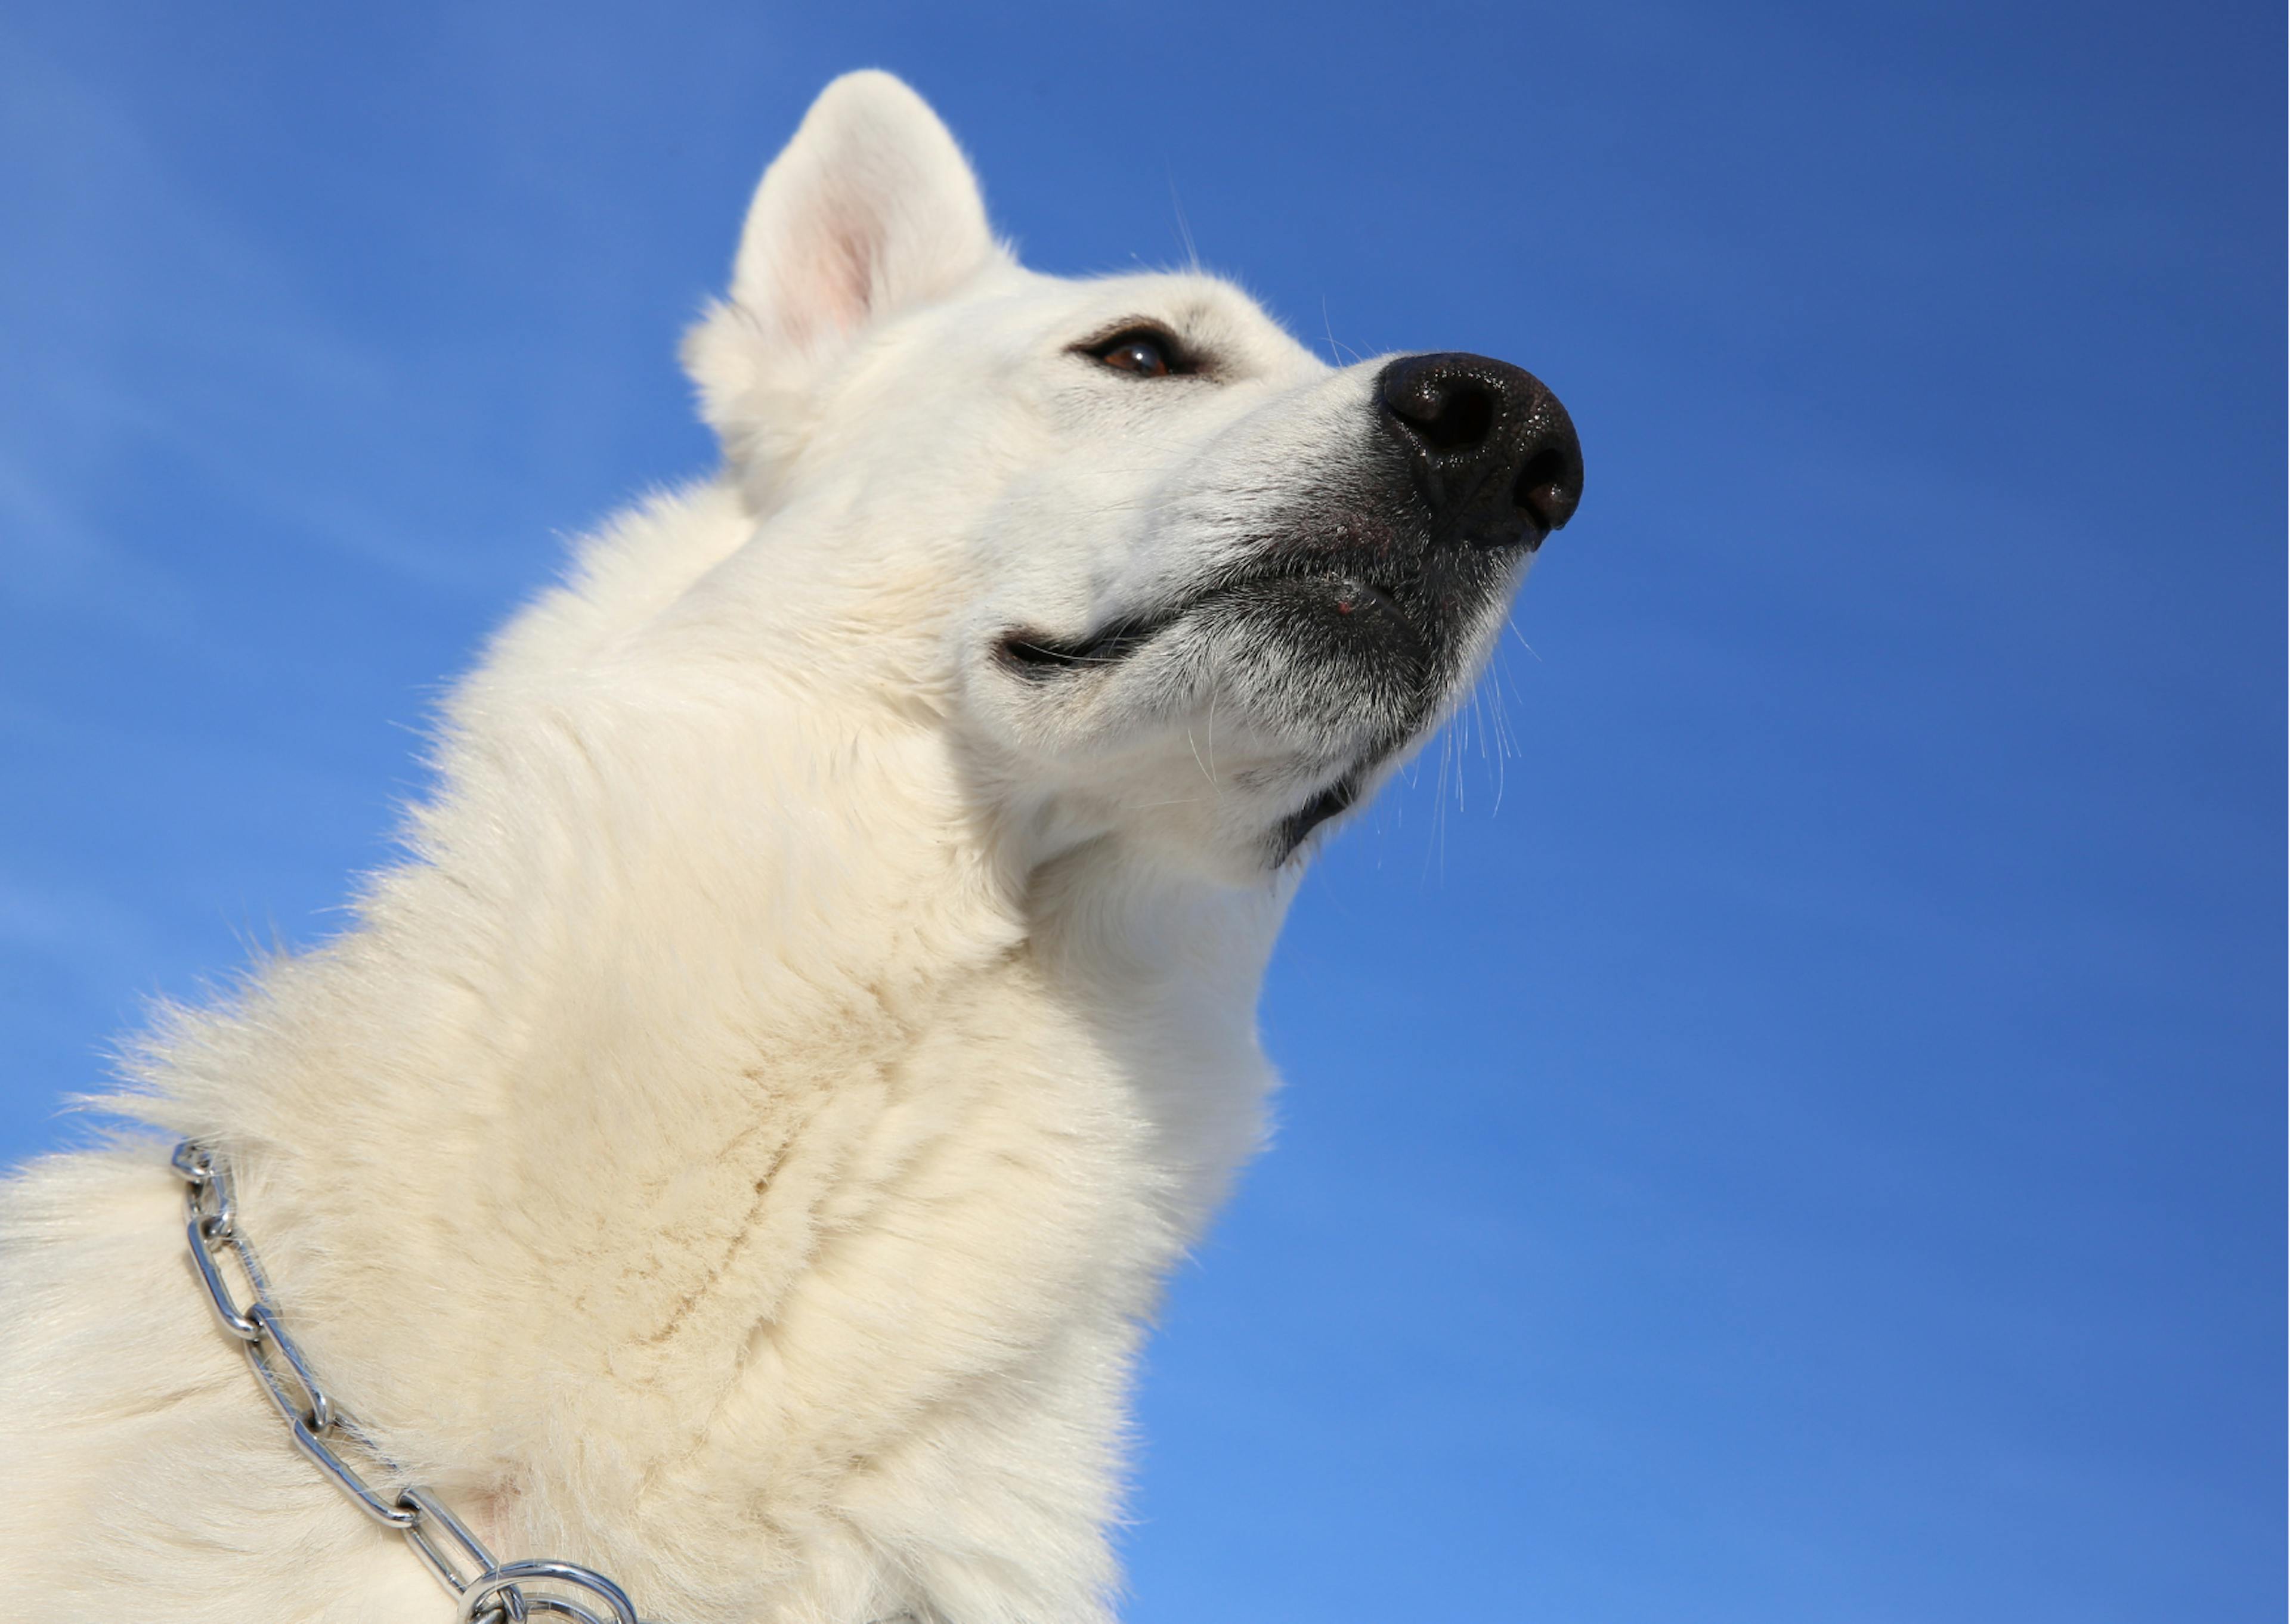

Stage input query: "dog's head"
[{"left": 683, "top": 73, "right": 1581, "bottom": 882}]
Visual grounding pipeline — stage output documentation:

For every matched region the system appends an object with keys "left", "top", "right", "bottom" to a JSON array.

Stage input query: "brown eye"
[{"left": 1088, "top": 328, "right": 1183, "bottom": 377}]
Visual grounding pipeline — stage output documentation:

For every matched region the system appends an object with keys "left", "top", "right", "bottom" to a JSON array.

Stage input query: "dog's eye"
[
  {"left": 1100, "top": 336, "right": 1171, "bottom": 377},
  {"left": 1085, "top": 328, "right": 1187, "bottom": 379}
]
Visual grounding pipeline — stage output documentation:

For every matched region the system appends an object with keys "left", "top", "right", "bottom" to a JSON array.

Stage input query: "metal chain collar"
[{"left": 172, "top": 1140, "right": 668, "bottom": 1624}]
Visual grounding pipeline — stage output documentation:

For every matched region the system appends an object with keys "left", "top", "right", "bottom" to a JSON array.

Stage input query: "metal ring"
[{"left": 459, "top": 1561, "right": 639, "bottom": 1624}]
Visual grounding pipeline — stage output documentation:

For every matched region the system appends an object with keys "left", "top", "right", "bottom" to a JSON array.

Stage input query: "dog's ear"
[{"left": 684, "top": 72, "right": 1000, "bottom": 467}]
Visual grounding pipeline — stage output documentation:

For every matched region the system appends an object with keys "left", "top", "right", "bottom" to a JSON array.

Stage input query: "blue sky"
[{"left": 0, "top": 2, "right": 2278, "bottom": 1620}]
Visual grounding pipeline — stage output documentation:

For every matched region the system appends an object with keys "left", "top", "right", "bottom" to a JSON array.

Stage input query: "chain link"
[{"left": 172, "top": 1141, "right": 660, "bottom": 1624}]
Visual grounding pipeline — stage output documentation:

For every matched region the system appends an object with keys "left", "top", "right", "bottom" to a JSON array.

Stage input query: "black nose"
[{"left": 1376, "top": 352, "right": 1583, "bottom": 548}]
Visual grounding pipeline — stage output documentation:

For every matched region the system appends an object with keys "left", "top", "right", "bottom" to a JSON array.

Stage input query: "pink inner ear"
[
  {"left": 769, "top": 214, "right": 875, "bottom": 348},
  {"left": 686, "top": 74, "right": 993, "bottom": 454},
  {"left": 710, "top": 76, "right": 997, "bottom": 384}
]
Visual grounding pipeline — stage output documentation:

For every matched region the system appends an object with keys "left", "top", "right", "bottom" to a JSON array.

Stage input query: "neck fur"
[{"left": 121, "top": 478, "right": 1288, "bottom": 1620}]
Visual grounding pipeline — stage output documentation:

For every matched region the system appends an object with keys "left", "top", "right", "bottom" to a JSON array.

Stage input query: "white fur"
[{"left": 0, "top": 73, "right": 1532, "bottom": 1622}]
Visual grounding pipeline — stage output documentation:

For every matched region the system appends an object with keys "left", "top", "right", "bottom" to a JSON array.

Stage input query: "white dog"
[{"left": 0, "top": 72, "right": 1581, "bottom": 1623}]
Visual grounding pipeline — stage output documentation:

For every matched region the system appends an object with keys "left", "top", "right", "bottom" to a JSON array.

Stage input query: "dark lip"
[
  {"left": 997, "top": 612, "right": 1173, "bottom": 675},
  {"left": 1273, "top": 770, "right": 1362, "bottom": 863},
  {"left": 997, "top": 554, "right": 1423, "bottom": 680}
]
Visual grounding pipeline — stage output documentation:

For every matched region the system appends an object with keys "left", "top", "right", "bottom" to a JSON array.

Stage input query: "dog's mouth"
[
  {"left": 995, "top": 526, "right": 1527, "bottom": 863},
  {"left": 997, "top": 613, "right": 1175, "bottom": 675},
  {"left": 995, "top": 554, "right": 1434, "bottom": 681}
]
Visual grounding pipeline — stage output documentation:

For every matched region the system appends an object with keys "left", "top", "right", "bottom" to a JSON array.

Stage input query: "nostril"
[
  {"left": 1398, "top": 380, "right": 1495, "bottom": 451},
  {"left": 1378, "top": 354, "right": 1583, "bottom": 545},
  {"left": 1512, "top": 445, "right": 1579, "bottom": 531}
]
